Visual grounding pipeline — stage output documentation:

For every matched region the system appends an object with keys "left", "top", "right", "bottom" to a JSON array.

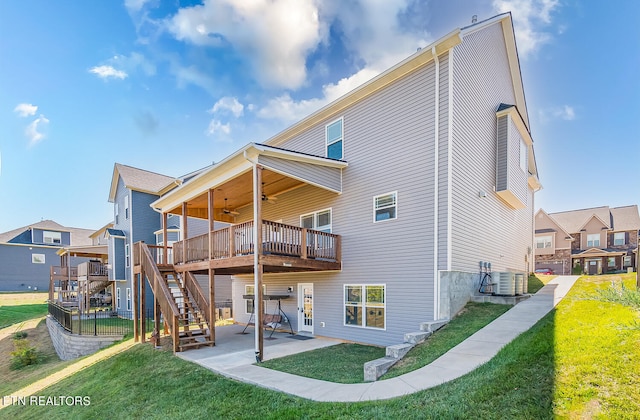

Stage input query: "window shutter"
[{"left": 625, "top": 232, "right": 629, "bottom": 244}]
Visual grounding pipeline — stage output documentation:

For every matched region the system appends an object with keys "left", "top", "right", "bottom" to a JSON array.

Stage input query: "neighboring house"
[
  {"left": 107, "top": 163, "right": 230, "bottom": 316},
  {"left": 535, "top": 206, "right": 640, "bottom": 275},
  {"left": 0, "top": 220, "right": 94, "bottom": 291},
  {"left": 136, "top": 12, "right": 541, "bottom": 354}
]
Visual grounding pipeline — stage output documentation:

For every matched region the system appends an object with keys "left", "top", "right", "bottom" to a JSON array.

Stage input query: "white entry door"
[{"left": 298, "top": 283, "right": 314, "bottom": 334}]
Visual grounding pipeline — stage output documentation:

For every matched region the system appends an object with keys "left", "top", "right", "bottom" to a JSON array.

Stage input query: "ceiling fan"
[
  {"left": 223, "top": 198, "right": 240, "bottom": 215},
  {"left": 261, "top": 194, "right": 278, "bottom": 204}
]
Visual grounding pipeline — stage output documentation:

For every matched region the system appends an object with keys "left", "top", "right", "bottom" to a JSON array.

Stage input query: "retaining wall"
[{"left": 46, "top": 316, "right": 124, "bottom": 360}]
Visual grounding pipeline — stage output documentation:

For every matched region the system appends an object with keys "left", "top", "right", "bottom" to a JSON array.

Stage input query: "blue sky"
[{"left": 1, "top": 0, "right": 639, "bottom": 233}]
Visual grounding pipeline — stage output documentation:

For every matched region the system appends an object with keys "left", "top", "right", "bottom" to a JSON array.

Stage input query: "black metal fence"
[{"left": 48, "top": 302, "right": 153, "bottom": 336}]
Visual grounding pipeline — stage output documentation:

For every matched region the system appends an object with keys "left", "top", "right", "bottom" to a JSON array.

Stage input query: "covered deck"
[
  {"left": 135, "top": 143, "right": 346, "bottom": 358},
  {"left": 49, "top": 245, "right": 112, "bottom": 312}
]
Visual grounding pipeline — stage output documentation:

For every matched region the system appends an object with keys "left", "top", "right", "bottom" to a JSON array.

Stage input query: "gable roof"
[
  {"left": 0, "top": 220, "right": 94, "bottom": 246},
  {"left": 546, "top": 205, "right": 640, "bottom": 234},
  {"left": 610, "top": 205, "right": 640, "bottom": 231},
  {"left": 108, "top": 163, "right": 181, "bottom": 202},
  {"left": 534, "top": 209, "right": 572, "bottom": 239}
]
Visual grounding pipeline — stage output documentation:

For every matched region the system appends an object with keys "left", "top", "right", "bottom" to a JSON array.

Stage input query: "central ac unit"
[
  {"left": 514, "top": 273, "right": 525, "bottom": 295},
  {"left": 494, "top": 272, "right": 516, "bottom": 296}
]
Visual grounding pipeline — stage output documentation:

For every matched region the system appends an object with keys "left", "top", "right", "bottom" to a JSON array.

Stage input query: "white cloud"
[
  {"left": 256, "top": 1, "right": 431, "bottom": 123},
  {"left": 538, "top": 104, "right": 576, "bottom": 123},
  {"left": 206, "top": 119, "right": 231, "bottom": 136},
  {"left": 172, "top": 64, "right": 216, "bottom": 95},
  {"left": 209, "top": 97, "right": 244, "bottom": 118},
  {"left": 168, "top": 0, "right": 322, "bottom": 89},
  {"left": 14, "top": 103, "right": 38, "bottom": 117},
  {"left": 89, "top": 65, "right": 128, "bottom": 80},
  {"left": 112, "top": 52, "right": 156, "bottom": 76},
  {"left": 492, "top": 0, "right": 560, "bottom": 58},
  {"left": 25, "top": 114, "right": 50, "bottom": 146},
  {"left": 258, "top": 67, "right": 379, "bottom": 122},
  {"left": 124, "top": 0, "right": 152, "bottom": 13}
]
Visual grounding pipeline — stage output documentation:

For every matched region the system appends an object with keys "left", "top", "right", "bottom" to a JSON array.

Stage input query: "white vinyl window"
[
  {"left": 587, "top": 234, "right": 600, "bottom": 247},
  {"left": 344, "top": 284, "right": 385, "bottom": 329},
  {"left": 326, "top": 118, "right": 343, "bottom": 160},
  {"left": 608, "top": 257, "right": 616, "bottom": 268},
  {"left": 535, "top": 235, "right": 552, "bottom": 249},
  {"left": 373, "top": 192, "right": 397, "bottom": 222},
  {"left": 520, "top": 138, "right": 527, "bottom": 172},
  {"left": 43, "top": 230, "right": 62, "bottom": 244},
  {"left": 244, "top": 284, "right": 266, "bottom": 314},
  {"left": 614, "top": 232, "right": 625, "bottom": 246},
  {"left": 125, "top": 244, "right": 130, "bottom": 267},
  {"left": 126, "top": 288, "right": 131, "bottom": 311},
  {"left": 624, "top": 256, "right": 632, "bottom": 267},
  {"left": 115, "top": 203, "right": 119, "bottom": 224},
  {"left": 116, "top": 288, "right": 121, "bottom": 309},
  {"left": 124, "top": 195, "right": 130, "bottom": 219},
  {"left": 300, "top": 209, "right": 332, "bottom": 233},
  {"left": 32, "top": 254, "right": 46, "bottom": 264}
]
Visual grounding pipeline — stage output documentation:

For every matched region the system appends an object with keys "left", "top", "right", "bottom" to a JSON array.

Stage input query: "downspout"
[{"left": 432, "top": 47, "right": 440, "bottom": 320}]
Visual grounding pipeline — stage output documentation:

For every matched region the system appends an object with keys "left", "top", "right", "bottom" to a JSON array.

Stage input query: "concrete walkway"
[{"left": 181, "top": 276, "right": 579, "bottom": 402}]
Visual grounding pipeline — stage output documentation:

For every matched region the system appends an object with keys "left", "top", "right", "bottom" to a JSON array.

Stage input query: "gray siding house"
[
  {"left": 0, "top": 220, "right": 94, "bottom": 291},
  {"left": 140, "top": 13, "right": 540, "bottom": 352},
  {"left": 107, "top": 163, "right": 230, "bottom": 315}
]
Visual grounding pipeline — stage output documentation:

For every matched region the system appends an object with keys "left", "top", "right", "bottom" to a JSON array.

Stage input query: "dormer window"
[{"left": 43, "top": 231, "right": 62, "bottom": 244}]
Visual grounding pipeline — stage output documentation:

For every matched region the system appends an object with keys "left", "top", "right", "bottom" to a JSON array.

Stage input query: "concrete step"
[
  {"left": 404, "top": 331, "right": 431, "bottom": 345},
  {"left": 364, "top": 357, "right": 399, "bottom": 382},
  {"left": 386, "top": 343, "right": 414, "bottom": 359},
  {"left": 419, "top": 319, "right": 449, "bottom": 333}
]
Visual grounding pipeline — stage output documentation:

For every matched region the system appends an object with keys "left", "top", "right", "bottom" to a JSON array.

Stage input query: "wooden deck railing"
[
  {"left": 171, "top": 220, "right": 341, "bottom": 265},
  {"left": 51, "top": 266, "right": 79, "bottom": 279},
  {"left": 77, "top": 261, "right": 108, "bottom": 278},
  {"left": 137, "top": 242, "right": 181, "bottom": 352},
  {"left": 184, "top": 271, "right": 211, "bottom": 328}
]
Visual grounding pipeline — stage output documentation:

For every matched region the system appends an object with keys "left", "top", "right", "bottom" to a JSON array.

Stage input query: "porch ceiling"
[
  {"left": 152, "top": 143, "right": 347, "bottom": 219},
  {"left": 168, "top": 168, "right": 306, "bottom": 219}
]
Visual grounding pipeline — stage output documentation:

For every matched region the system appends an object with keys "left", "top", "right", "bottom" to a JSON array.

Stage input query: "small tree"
[
  {"left": 572, "top": 262, "right": 582, "bottom": 276},
  {"left": 10, "top": 338, "right": 39, "bottom": 370}
]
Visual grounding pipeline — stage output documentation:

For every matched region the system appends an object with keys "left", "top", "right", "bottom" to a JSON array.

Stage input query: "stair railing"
[{"left": 137, "top": 242, "right": 181, "bottom": 352}]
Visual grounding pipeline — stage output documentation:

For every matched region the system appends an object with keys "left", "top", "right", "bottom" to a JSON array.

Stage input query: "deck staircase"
[
  {"left": 88, "top": 279, "right": 112, "bottom": 297},
  {"left": 138, "top": 242, "right": 213, "bottom": 352}
]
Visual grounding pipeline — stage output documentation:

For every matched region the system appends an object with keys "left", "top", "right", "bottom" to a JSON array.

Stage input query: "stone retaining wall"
[{"left": 46, "top": 316, "right": 124, "bottom": 361}]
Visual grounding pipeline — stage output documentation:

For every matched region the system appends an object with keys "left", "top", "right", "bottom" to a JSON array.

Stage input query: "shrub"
[
  {"left": 597, "top": 281, "right": 640, "bottom": 310},
  {"left": 12, "top": 331, "right": 28, "bottom": 340},
  {"left": 10, "top": 338, "right": 39, "bottom": 370},
  {"left": 572, "top": 263, "right": 582, "bottom": 275}
]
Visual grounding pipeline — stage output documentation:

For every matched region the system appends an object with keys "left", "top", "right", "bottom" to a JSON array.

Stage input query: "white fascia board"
[
  {"left": 253, "top": 144, "right": 348, "bottom": 168},
  {"left": 151, "top": 153, "right": 253, "bottom": 214}
]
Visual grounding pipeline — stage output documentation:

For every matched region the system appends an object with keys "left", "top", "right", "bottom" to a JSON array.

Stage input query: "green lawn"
[
  {"left": 2, "top": 274, "right": 638, "bottom": 418},
  {"left": 259, "top": 302, "right": 510, "bottom": 383},
  {"left": 260, "top": 343, "right": 385, "bottom": 383},
  {"left": 0, "top": 293, "right": 48, "bottom": 328}
]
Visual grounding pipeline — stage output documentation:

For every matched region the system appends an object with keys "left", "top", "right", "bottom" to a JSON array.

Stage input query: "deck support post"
[
  {"left": 162, "top": 212, "right": 168, "bottom": 265},
  {"left": 182, "top": 202, "right": 188, "bottom": 264},
  {"left": 141, "top": 272, "right": 146, "bottom": 343},
  {"left": 209, "top": 268, "right": 216, "bottom": 346},
  {"left": 253, "top": 164, "right": 264, "bottom": 361},
  {"left": 133, "top": 272, "right": 139, "bottom": 343},
  {"left": 208, "top": 188, "right": 216, "bottom": 347}
]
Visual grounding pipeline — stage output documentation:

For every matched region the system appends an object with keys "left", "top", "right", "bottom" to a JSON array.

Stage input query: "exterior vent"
[{"left": 494, "top": 272, "right": 516, "bottom": 296}]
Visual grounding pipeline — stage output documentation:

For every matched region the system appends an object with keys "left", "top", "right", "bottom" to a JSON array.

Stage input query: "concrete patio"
[{"left": 179, "top": 276, "right": 579, "bottom": 402}]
